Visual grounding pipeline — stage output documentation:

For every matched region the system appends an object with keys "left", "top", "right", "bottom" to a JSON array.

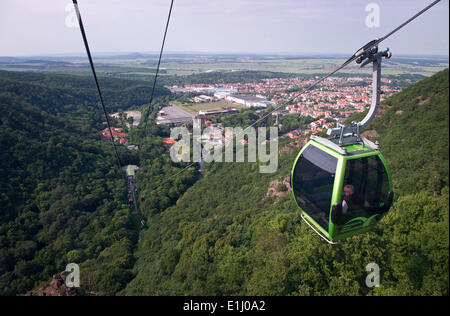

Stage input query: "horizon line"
[{"left": 1, "top": 51, "right": 449, "bottom": 59}]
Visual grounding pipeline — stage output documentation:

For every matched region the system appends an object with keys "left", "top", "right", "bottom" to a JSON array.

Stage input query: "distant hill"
[
  {"left": 122, "top": 69, "right": 448, "bottom": 296},
  {"left": 0, "top": 70, "right": 170, "bottom": 114}
]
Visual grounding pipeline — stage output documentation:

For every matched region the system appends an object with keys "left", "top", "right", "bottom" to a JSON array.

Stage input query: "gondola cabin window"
[
  {"left": 340, "top": 156, "right": 390, "bottom": 222},
  {"left": 292, "top": 145, "right": 337, "bottom": 230}
]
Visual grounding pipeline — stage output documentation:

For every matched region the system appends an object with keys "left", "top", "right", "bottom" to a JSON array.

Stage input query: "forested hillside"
[
  {"left": 0, "top": 70, "right": 170, "bottom": 118},
  {"left": 0, "top": 71, "right": 172, "bottom": 295},
  {"left": 122, "top": 69, "right": 449, "bottom": 296},
  {"left": 365, "top": 68, "right": 449, "bottom": 196},
  {"left": 0, "top": 69, "right": 447, "bottom": 296}
]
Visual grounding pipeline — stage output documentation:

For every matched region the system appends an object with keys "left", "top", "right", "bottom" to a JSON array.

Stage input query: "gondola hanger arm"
[{"left": 327, "top": 45, "right": 392, "bottom": 142}]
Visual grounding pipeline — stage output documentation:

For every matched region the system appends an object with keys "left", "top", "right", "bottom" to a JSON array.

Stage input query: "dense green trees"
[
  {"left": 121, "top": 69, "right": 448, "bottom": 296},
  {"left": 348, "top": 69, "right": 449, "bottom": 196},
  {"left": 0, "top": 71, "right": 157, "bottom": 295},
  {"left": 0, "top": 70, "right": 170, "bottom": 115},
  {"left": 0, "top": 68, "right": 447, "bottom": 296},
  {"left": 164, "top": 71, "right": 296, "bottom": 86}
]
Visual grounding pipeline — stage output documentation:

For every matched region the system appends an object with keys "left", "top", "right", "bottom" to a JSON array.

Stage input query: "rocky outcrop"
[
  {"left": 25, "top": 272, "right": 97, "bottom": 296},
  {"left": 263, "top": 176, "right": 291, "bottom": 203},
  {"left": 278, "top": 137, "right": 307, "bottom": 155}
]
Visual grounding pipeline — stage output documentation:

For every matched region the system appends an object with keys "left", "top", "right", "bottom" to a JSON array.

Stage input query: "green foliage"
[
  {"left": 165, "top": 71, "right": 296, "bottom": 86},
  {"left": 0, "top": 70, "right": 170, "bottom": 114},
  {"left": 0, "top": 71, "right": 140, "bottom": 295},
  {"left": 121, "top": 70, "right": 449, "bottom": 296},
  {"left": 1, "top": 68, "right": 448, "bottom": 296},
  {"left": 348, "top": 68, "right": 449, "bottom": 196},
  {"left": 277, "top": 183, "right": 288, "bottom": 192},
  {"left": 377, "top": 188, "right": 449, "bottom": 295}
]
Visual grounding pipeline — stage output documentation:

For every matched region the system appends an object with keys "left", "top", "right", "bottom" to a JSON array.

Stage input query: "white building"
[
  {"left": 226, "top": 94, "right": 274, "bottom": 108},
  {"left": 214, "top": 88, "right": 236, "bottom": 99},
  {"left": 193, "top": 95, "right": 214, "bottom": 103}
]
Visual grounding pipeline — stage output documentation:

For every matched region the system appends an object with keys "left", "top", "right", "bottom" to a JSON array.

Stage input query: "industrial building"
[{"left": 226, "top": 94, "right": 276, "bottom": 108}]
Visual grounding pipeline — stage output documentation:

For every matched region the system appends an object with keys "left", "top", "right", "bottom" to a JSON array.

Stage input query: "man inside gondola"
[{"left": 342, "top": 184, "right": 371, "bottom": 215}]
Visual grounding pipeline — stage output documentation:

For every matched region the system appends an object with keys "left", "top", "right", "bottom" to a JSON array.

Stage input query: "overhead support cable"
[
  {"left": 241, "top": 0, "right": 442, "bottom": 134},
  {"left": 144, "top": 0, "right": 175, "bottom": 129},
  {"left": 72, "top": 0, "right": 123, "bottom": 171},
  {"left": 147, "top": 0, "right": 442, "bottom": 192}
]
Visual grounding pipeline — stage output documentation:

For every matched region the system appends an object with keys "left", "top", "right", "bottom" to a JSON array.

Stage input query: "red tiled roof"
[{"left": 162, "top": 137, "right": 177, "bottom": 145}]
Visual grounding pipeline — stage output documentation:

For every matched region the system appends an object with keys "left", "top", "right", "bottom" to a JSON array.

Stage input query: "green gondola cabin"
[
  {"left": 289, "top": 45, "right": 396, "bottom": 243},
  {"left": 291, "top": 136, "right": 393, "bottom": 243}
]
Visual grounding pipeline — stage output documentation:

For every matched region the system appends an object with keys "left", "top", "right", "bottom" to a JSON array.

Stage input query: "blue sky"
[{"left": 0, "top": 0, "right": 448, "bottom": 56}]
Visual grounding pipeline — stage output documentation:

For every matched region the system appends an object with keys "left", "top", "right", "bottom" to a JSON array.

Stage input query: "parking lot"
[{"left": 156, "top": 106, "right": 194, "bottom": 125}]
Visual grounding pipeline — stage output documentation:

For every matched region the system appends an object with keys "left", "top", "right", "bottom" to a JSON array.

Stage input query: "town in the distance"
[{"left": 103, "top": 74, "right": 403, "bottom": 147}]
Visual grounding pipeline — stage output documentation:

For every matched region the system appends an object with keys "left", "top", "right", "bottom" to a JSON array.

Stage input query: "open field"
[
  {"left": 160, "top": 55, "right": 449, "bottom": 76},
  {"left": 1, "top": 54, "right": 447, "bottom": 79}
]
